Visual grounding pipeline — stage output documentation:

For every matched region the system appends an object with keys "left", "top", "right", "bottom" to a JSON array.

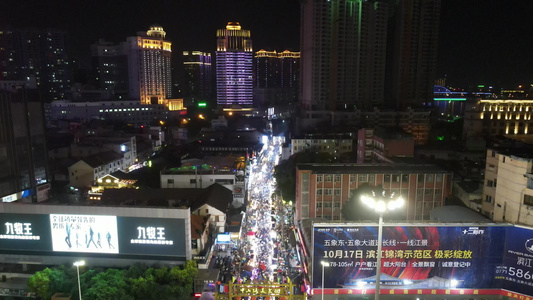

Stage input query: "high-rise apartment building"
[
  {"left": 387, "top": 0, "right": 441, "bottom": 109},
  {"left": 182, "top": 51, "right": 213, "bottom": 108},
  {"left": 0, "top": 28, "right": 71, "bottom": 101},
  {"left": 90, "top": 39, "right": 129, "bottom": 97},
  {"left": 127, "top": 26, "right": 172, "bottom": 105},
  {"left": 0, "top": 88, "right": 50, "bottom": 203},
  {"left": 300, "top": 0, "right": 389, "bottom": 111},
  {"left": 300, "top": 0, "right": 440, "bottom": 111},
  {"left": 216, "top": 22, "right": 253, "bottom": 107},
  {"left": 254, "top": 50, "right": 300, "bottom": 107}
]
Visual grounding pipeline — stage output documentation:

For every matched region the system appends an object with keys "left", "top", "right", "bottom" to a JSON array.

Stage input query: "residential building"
[
  {"left": 254, "top": 49, "right": 299, "bottom": 107},
  {"left": 182, "top": 51, "right": 213, "bottom": 108},
  {"left": 357, "top": 128, "right": 414, "bottom": 163},
  {"left": 291, "top": 136, "right": 353, "bottom": 158},
  {"left": 0, "top": 89, "right": 50, "bottom": 203},
  {"left": 0, "top": 28, "right": 71, "bottom": 101},
  {"left": 90, "top": 39, "right": 129, "bottom": 97},
  {"left": 295, "top": 163, "right": 452, "bottom": 222},
  {"left": 216, "top": 22, "right": 253, "bottom": 107},
  {"left": 298, "top": 107, "right": 430, "bottom": 145},
  {"left": 386, "top": 0, "right": 441, "bottom": 109},
  {"left": 71, "top": 135, "right": 137, "bottom": 168},
  {"left": 68, "top": 151, "right": 125, "bottom": 187},
  {"left": 482, "top": 148, "right": 533, "bottom": 226}
]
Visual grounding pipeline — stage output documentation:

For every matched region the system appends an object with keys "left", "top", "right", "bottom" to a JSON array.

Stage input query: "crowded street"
[{"left": 212, "top": 135, "right": 306, "bottom": 299}]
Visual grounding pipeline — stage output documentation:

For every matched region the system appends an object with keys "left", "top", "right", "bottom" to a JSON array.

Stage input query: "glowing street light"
[
  {"left": 360, "top": 191, "right": 404, "bottom": 300},
  {"left": 321, "top": 261, "right": 330, "bottom": 300},
  {"left": 73, "top": 260, "right": 85, "bottom": 300}
]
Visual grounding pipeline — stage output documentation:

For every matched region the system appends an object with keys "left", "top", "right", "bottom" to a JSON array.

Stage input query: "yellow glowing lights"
[{"left": 226, "top": 22, "right": 242, "bottom": 30}]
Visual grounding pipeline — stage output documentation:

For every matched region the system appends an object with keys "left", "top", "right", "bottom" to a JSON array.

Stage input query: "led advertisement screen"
[
  {"left": 50, "top": 214, "right": 119, "bottom": 254},
  {"left": 117, "top": 217, "right": 186, "bottom": 257},
  {"left": 313, "top": 225, "right": 507, "bottom": 291},
  {"left": 501, "top": 226, "right": 533, "bottom": 296},
  {"left": 0, "top": 213, "right": 52, "bottom": 251}
]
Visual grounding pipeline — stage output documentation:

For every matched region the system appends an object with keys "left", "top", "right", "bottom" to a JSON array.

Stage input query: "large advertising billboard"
[
  {"left": 501, "top": 226, "right": 533, "bottom": 296},
  {"left": 0, "top": 213, "right": 51, "bottom": 251},
  {"left": 117, "top": 217, "right": 186, "bottom": 257},
  {"left": 0, "top": 213, "right": 187, "bottom": 260},
  {"left": 50, "top": 214, "right": 119, "bottom": 254},
  {"left": 313, "top": 225, "right": 507, "bottom": 291}
]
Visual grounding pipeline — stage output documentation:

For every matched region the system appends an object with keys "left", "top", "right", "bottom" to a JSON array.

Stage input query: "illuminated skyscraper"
[
  {"left": 254, "top": 50, "right": 300, "bottom": 106},
  {"left": 126, "top": 25, "right": 172, "bottom": 105},
  {"left": 216, "top": 22, "right": 253, "bottom": 107},
  {"left": 182, "top": 51, "right": 213, "bottom": 108}
]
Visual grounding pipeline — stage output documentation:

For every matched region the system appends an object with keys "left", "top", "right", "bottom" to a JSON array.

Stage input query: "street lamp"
[
  {"left": 361, "top": 191, "right": 404, "bottom": 300},
  {"left": 73, "top": 260, "right": 85, "bottom": 300},
  {"left": 320, "top": 261, "right": 330, "bottom": 300}
]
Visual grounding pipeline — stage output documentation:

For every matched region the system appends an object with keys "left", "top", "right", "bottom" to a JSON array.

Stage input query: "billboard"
[
  {"left": 50, "top": 214, "right": 119, "bottom": 254},
  {"left": 0, "top": 213, "right": 52, "bottom": 251},
  {"left": 313, "top": 225, "right": 507, "bottom": 290},
  {"left": 501, "top": 226, "right": 533, "bottom": 296},
  {"left": 0, "top": 213, "right": 187, "bottom": 259},
  {"left": 117, "top": 217, "right": 186, "bottom": 257}
]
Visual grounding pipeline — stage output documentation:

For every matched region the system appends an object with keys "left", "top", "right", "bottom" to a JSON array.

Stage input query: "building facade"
[
  {"left": 291, "top": 137, "right": 353, "bottom": 158},
  {"left": 300, "top": 0, "right": 440, "bottom": 111},
  {"left": 356, "top": 128, "right": 415, "bottom": 163},
  {"left": 0, "top": 89, "right": 50, "bottom": 203},
  {"left": 0, "top": 28, "right": 70, "bottom": 101},
  {"left": 127, "top": 26, "right": 172, "bottom": 105},
  {"left": 254, "top": 50, "right": 299, "bottom": 107},
  {"left": 295, "top": 163, "right": 452, "bottom": 222},
  {"left": 182, "top": 51, "right": 213, "bottom": 108},
  {"left": 482, "top": 148, "right": 533, "bottom": 226},
  {"left": 90, "top": 39, "right": 129, "bottom": 97},
  {"left": 216, "top": 22, "right": 253, "bottom": 107}
]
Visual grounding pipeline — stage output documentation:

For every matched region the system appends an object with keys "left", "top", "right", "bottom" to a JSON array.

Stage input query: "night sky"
[{"left": 1, "top": 0, "right": 532, "bottom": 89}]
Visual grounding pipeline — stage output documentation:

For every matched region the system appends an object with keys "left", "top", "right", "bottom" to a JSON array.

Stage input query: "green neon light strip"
[{"left": 434, "top": 98, "right": 466, "bottom": 101}]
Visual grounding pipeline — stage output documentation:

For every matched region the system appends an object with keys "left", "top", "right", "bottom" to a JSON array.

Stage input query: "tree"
[
  {"left": 84, "top": 269, "right": 132, "bottom": 300},
  {"left": 28, "top": 267, "right": 74, "bottom": 300}
]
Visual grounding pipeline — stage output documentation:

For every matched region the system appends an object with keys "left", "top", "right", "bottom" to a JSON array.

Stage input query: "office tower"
[
  {"left": 182, "top": 51, "right": 213, "bottom": 108},
  {"left": 300, "top": 0, "right": 389, "bottom": 111},
  {"left": 0, "top": 28, "right": 71, "bottom": 101},
  {"left": 0, "top": 88, "right": 50, "bottom": 203},
  {"left": 254, "top": 50, "right": 300, "bottom": 107},
  {"left": 126, "top": 25, "right": 172, "bottom": 105},
  {"left": 90, "top": 39, "right": 129, "bottom": 97},
  {"left": 387, "top": 0, "right": 441, "bottom": 109},
  {"left": 216, "top": 22, "right": 253, "bottom": 107}
]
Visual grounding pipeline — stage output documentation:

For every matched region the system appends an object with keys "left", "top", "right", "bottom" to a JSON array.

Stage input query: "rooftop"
[{"left": 296, "top": 163, "right": 449, "bottom": 174}]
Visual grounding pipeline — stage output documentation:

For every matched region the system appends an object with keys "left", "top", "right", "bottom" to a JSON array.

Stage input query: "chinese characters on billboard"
[
  {"left": 0, "top": 213, "right": 187, "bottom": 259},
  {"left": 313, "top": 225, "right": 507, "bottom": 290},
  {"left": 50, "top": 214, "right": 119, "bottom": 254},
  {"left": 501, "top": 226, "right": 533, "bottom": 296}
]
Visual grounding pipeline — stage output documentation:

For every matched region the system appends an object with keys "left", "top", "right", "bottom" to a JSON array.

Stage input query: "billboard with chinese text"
[
  {"left": 50, "top": 214, "right": 119, "bottom": 254},
  {"left": 0, "top": 213, "right": 51, "bottom": 251},
  {"left": 313, "top": 225, "right": 507, "bottom": 290},
  {"left": 0, "top": 213, "right": 187, "bottom": 259},
  {"left": 501, "top": 226, "right": 533, "bottom": 296}
]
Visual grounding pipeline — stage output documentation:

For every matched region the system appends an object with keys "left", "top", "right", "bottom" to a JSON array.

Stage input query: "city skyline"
[{"left": 1, "top": 0, "right": 533, "bottom": 89}]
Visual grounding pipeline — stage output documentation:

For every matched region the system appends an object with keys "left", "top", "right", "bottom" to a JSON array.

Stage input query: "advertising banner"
[
  {"left": 313, "top": 225, "right": 506, "bottom": 290},
  {"left": 117, "top": 217, "right": 186, "bottom": 257},
  {"left": 0, "top": 213, "right": 52, "bottom": 251},
  {"left": 50, "top": 214, "right": 119, "bottom": 254},
  {"left": 501, "top": 226, "right": 533, "bottom": 296}
]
